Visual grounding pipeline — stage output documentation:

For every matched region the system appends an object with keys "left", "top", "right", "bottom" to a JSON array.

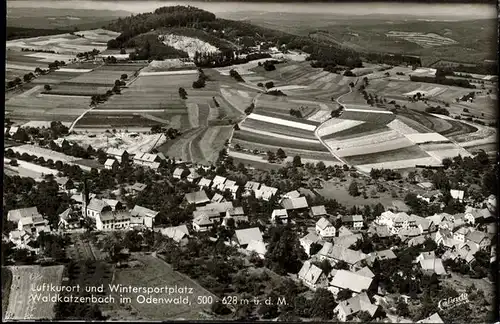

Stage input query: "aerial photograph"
[{"left": 2, "top": 0, "right": 498, "bottom": 322}]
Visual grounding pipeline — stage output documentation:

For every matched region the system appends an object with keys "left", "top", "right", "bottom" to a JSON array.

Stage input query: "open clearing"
[
  {"left": 4, "top": 265, "right": 64, "bottom": 320},
  {"left": 109, "top": 254, "right": 216, "bottom": 320}
]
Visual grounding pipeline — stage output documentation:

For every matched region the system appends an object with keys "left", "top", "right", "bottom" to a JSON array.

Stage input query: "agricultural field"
[
  {"left": 6, "top": 29, "right": 120, "bottom": 54},
  {"left": 385, "top": 31, "right": 458, "bottom": 48},
  {"left": 4, "top": 265, "right": 64, "bottom": 320},
  {"left": 63, "top": 64, "right": 145, "bottom": 87},
  {"left": 254, "top": 95, "right": 327, "bottom": 119},
  {"left": 141, "top": 59, "right": 197, "bottom": 73},
  {"left": 107, "top": 254, "right": 217, "bottom": 320}
]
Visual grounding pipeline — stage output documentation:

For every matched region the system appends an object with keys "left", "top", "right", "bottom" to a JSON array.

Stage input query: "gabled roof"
[
  {"left": 245, "top": 181, "right": 261, "bottom": 191},
  {"left": 131, "top": 182, "right": 147, "bottom": 191},
  {"left": 311, "top": 205, "right": 327, "bottom": 216},
  {"left": 131, "top": 205, "right": 159, "bottom": 218},
  {"left": 455, "top": 226, "right": 472, "bottom": 235},
  {"left": 418, "top": 251, "right": 436, "bottom": 260},
  {"left": 227, "top": 206, "right": 245, "bottom": 216},
  {"left": 338, "top": 226, "right": 354, "bottom": 237},
  {"left": 193, "top": 214, "right": 212, "bottom": 226},
  {"left": 368, "top": 225, "right": 391, "bottom": 238},
  {"left": 281, "top": 197, "right": 309, "bottom": 210},
  {"left": 197, "top": 202, "right": 234, "bottom": 214},
  {"left": 56, "top": 177, "right": 69, "bottom": 186},
  {"left": 187, "top": 170, "right": 200, "bottom": 179},
  {"left": 450, "top": 189, "right": 465, "bottom": 200},
  {"left": 316, "top": 217, "right": 332, "bottom": 230},
  {"left": 417, "top": 313, "right": 444, "bottom": 324},
  {"left": 355, "top": 266, "right": 375, "bottom": 278},
  {"left": 466, "top": 230, "right": 487, "bottom": 244},
  {"left": 100, "top": 210, "right": 131, "bottom": 222},
  {"left": 106, "top": 148, "right": 127, "bottom": 157},
  {"left": 184, "top": 190, "right": 210, "bottom": 204},
  {"left": 298, "top": 261, "right": 324, "bottom": 284},
  {"left": 198, "top": 178, "right": 212, "bottom": 187},
  {"left": 102, "top": 199, "right": 120, "bottom": 209},
  {"left": 161, "top": 225, "right": 189, "bottom": 242},
  {"left": 336, "top": 292, "right": 378, "bottom": 319},
  {"left": 330, "top": 270, "right": 374, "bottom": 293},
  {"left": 419, "top": 258, "right": 447, "bottom": 275},
  {"left": 373, "top": 249, "right": 397, "bottom": 260},
  {"left": 413, "top": 215, "right": 431, "bottom": 231},
  {"left": 212, "top": 175, "right": 226, "bottom": 185},
  {"left": 235, "top": 227, "right": 263, "bottom": 246},
  {"left": 300, "top": 232, "right": 321, "bottom": 245},
  {"left": 342, "top": 214, "right": 364, "bottom": 222},
  {"left": 272, "top": 209, "right": 288, "bottom": 218},
  {"left": 284, "top": 190, "right": 301, "bottom": 199},
  {"left": 7, "top": 207, "right": 40, "bottom": 222},
  {"left": 211, "top": 193, "right": 224, "bottom": 203},
  {"left": 224, "top": 179, "right": 237, "bottom": 188},
  {"left": 247, "top": 240, "right": 267, "bottom": 256},
  {"left": 134, "top": 152, "right": 160, "bottom": 163},
  {"left": 333, "top": 233, "right": 362, "bottom": 248},
  {"left": 173, "top": 167, "right": 185, "bottom": 177},
  {"left": 87, "top": 198, "right": 109, "bottom": 212},
  {"left": 193, "top": 209, "right": 220, "bottom": 219},
  {"left": 59, "top": 208, "right": 72, "bottom": 221},
  {"left": 104, "top": 158, "right": 117, "bottom": 167},
  {"left": 319, "top": 243, "right": 367, "bottom": 265}
]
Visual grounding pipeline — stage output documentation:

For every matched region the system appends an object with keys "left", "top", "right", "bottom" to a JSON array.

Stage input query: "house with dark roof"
[
  {"left": 310, "top": 205, "right": 328, "bottom": 218},
  {"left": 334, "top": 292, "right": 379, "bottom": 322},
  {"left": 341, "top": 215, "right": 364, "bottom": 229},
  {"left": 298, "top": 261, "right": 328, "bottom": 290},
  {"left": 316, "top": 217, "right": 336, "bottom": 238},
  {"left": 184, "top": 190, "right": 210, "bottom": 206},
  {"left": 281, "top": 197, "right": 309, "bottom": 211},
  {"left": 232, "top": 227, "right": 263, "bottom": 248}
]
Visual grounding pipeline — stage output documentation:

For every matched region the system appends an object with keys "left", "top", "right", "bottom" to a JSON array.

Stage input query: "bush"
[{"left": 265, "top": 81, "right": 274, "bottom": 89}]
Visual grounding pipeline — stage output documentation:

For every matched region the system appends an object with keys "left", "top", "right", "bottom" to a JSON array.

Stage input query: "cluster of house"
[
  {"left": 105, "top": 148, "right": 166, "bottom": 170},
  {"left": 7, "top": 207, "right": 51, "bottom": 251}
]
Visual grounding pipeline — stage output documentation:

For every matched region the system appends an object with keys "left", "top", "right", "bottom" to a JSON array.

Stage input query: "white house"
[
  {"left": 86, "top": 198, "right": 111, "bottom": 219},
  {"left": 133, "top": 153, "right": 163, "bottom": 169},
  {"left": 104, "top": 158, "right": 118, "bottom": 170},
  {"left": 297, "top": 261, "right": 328, "bottom": 290},
  {"left": 465, "top": 230, "right": 491, "bottom": 250},
  {"left": 334, "top": 292, "right": 378, "bottom": 322},
  {"left": 232, "top": 227, "right": 263, "bottom": 248},
  {"left": 246, "top": 240, "right": 267, "bottom": 259},
  {"left": 173, "top": 167, "right": 186, "bottom": 180},
  {"left": 198, "top": 177, "right": 212, "bottom": 188},
  {"left": 315, "top": 217, "right": 336, "bottom": 238},
  {"left": 96, "top": 210, "right": 131, "bottom": 231},
  {"left": 450, "top": 189, "right": 465, "bottom": 202},
  {"left": 300, "top": 232, "right": 322, "bottom": 256},
  {"left": 130, "top": 205, "right": 159, "bottom": 228},
  {"left": 192, "top": 214, "right": 213, "bottom": 232},
  {"left": 271, "top": 209, "right": 288, "bottom": 223},
  {"left": 453, "top": 226, "right": 472, "bottom": 243},
  {"left": 7, "top": 207, "right": 40, "bottom": 223},
  {"left": 211, "top": 175, "right": 227, "bottom": 190},
  {"left": 255, "top": 185, "right": 278, "bottom": 201},
  {"left": 329, "top": 269, "right": 375, "bottom": 296},
  {"left": 106, "top": 148, "right": 128, "bottom": 163}
]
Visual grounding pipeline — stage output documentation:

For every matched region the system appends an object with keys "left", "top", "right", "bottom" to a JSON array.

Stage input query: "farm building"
[
  {"left": 465, "top": 230, "right": 491, "bottom": 250},
  {"left": 281, "top": 197, "right": 309, "bottom": 211},
  {"left": 104, "top": 158, "right": 119, "bottom": 170},
  {"left": 334, "top": 292, "right": 379, "bottom": 322},
  {"left": 106, "top": 148, "right": 129, "bottom": 163},
  {"left": 133, "top": 153, "right": 163, "bottom": 169},
  {"left": 316, "top": 217, "right": 336, "bottom": 238},
  {"left": 196, "top": 202, "right": 234, "bottom": 217},
  {"left": 160, "top": 225, "right": 190, "bottom": 245},
  {"left": 130, "top": 205, "right": 159, "bottom": 228},
  {"left": 298, "top": 261, "right": 328, "bottom": 290},
  {"left": 198, "top": 177, "right": 212, "bottom": 188},
  {"left": 317, "top": 243, "right": 368, "bottom": 270},
  {"left": 332, "top": 233, "right": 363, "bottom": 248},
  {"left": 365, "top": 249, "right": 397, "bottom": 266},
  {"left": 310, "top": 205, "right": 328, "bottom": 218},
  {"left": 96, "top": 210, "right": 131, "bottom": 231},
  {"left": 232, "top": 227, "right": 263, "bottom": 248},
  {"left": 7, "top": 206, "right": 40, "bottom": 223},
  {"left": 18, "top": 215, "right": 50, "bottom": 237},
  {"left": 211, "top": 175, "right": 227, "bottom": 190},
  {"left": 58, "top": 208, "right": 80, "bottom": 230},
  {"left": 271, "top": 209, "right": 288, "bottom": 223},
  {"left": 341, "top": 215, "right": 364, "bottom": 229},
  {"left": 246, "top": 240, "right": 267, "bottom": 259},
  {"left": 244, "top": 181, "right": 261, "bottom": 194},
  {"left": 184, "top": 190, "right": 210, "bottom": 206},
  {"left": 9, "top": 230, "right": 32, "bottom": 248},
  {"left": 329, "top": 269, "right": 376, "bottom": 296},
  {"left": 300, "top": 232, "right": 322, "bottom": 255},
  {"left": 102, "top": 199, "right": 122, "bottom": 211}
]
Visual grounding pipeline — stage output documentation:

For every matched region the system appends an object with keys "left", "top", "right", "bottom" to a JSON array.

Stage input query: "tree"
[
  {"left": 357, "top": 310, "right": 372, "bottom": 322},
  {"left": 265, "top": 81, "right": 275, "bottom": 89},
  {"left": 310, "top": 288, "right": 336, "bottom": 320},
  {"left": 44, "top": 84, "right": 52, "bottom": 91},
  {"left": 292, "top": 156, "right": 302, "bottom": 168},
  {"left": 120, "top": 73, "right": 128, "bottom": 80},
  {"left": 316, "top": 161, "right": 326, "bottom": 172},
  {"left": 348, "top": 181, "right": 360, "bottom": 196},
  {"left": 178, "top": 87, "right": 187, "bottom": 99},
  {"left": 265, "top": 225, "right": 307, "bottom": 274},
  {"left": 309, "top": 242, "right": 322, "bottom": 255},
  {"left": 336, "top": 289, "right": 352, "bottom": 301},
  {"left": 276, "top": 148, "right": 287, "bottom": 160},
  {"left": 396, "top": 299, "right": 410, "bottom": 317},
  {"left": 373, "top": 202, "right": 385, "bottom": 217},
  {"left": 267, "top": 151, "right": 276, "bottom": 163}
]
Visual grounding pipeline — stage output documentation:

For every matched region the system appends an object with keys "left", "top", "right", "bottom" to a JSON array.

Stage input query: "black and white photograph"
[{"left": 2, "top": 0, "right": 498, "bottom": 322}]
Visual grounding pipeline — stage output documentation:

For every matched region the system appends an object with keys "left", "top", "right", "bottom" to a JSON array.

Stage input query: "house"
[
  {"left": 7, "top": 207, "right": 40, "bottom": 223},
  {"left": 130, "top": 205, "right": 158, "bottom": 228},
  {"left": 9, "top": 230, "right": 32, "bottom": 248},
  {"left": 211, "top": 176, "right": 227, "bottom": 190},
  {"left": 330, "top": 270, "right": 376, "bottom": 296},
  {"left": 96, "top": 210, "right": 131, "bottom": 231},
  {"left": 106, "top": 148, "right": 128, "bottom": 163},
  {"left": 197, "top": 202, "right": 234, "bottom": 218},
  {"left": 244, "top": 181, "right": 261, "bottom": 194},
  {"left": 465, "top": 230, "right": 491, "bottom": 250},
  {"left": 281, "top": 197, "right": 309, "bottom": 211},
  {"left": 486, "top": 194, "right": 496, "bottom": 213},
  {"left": 104, "top": 158, "right": 118, "bottom": 170},
  {"left": 173, "top": 167, "right": 186, "bottom": 180},
  {"left": 450, "top": 189, "right": 465, "bottom": 202},
  {"left": 300, "top": 232, "right": 322, "bottom": 255},
  {"left": 102, "top": 199, "right": 122, "bottom": 211},
  {"left": 58, "top": 208, "right": 74, "bottom": 229},
  {"left": 211, "top": 193, "right": 224, "bottom": 203},
  {"left": 187, "top": 168, "right": 201, "bottom": 183},
  {"left": 391, "top": 200, "right": 410, "bottom": 213},
  {"left": 161, "top": 225, "right": 189, "bottom": 245},
  {"left": 341, "top": 215, "right": 364, "bottom": 229},
  {"left": 416, "top": 313, "right": 444, "bottom": 324},
  {"left": 415, "top": 251, "right": 435, "bottom": 263},
  {"left": 434, "top": 229, "right": 460, "bottom": 249},
  {"left": 18, "top": 215, "right": 50, "bottom": 235},
  {"left": 232, "top": 227, "right": 263, "bottom": 248},
  {"left": 334, "top": 292, "right": 378, "bottom": 322},
  {"left": 255, "top": 185, "right": 278, "bottom": 201},
  {"left": 246, "top": 240, "right": 267, "bottom": 259},
  {"left": 316, "top": 217, "right": 336, "bottom": 238},
  {"left": 413, "top": 216, "right": 434, "bottom": 234},
  {"left": 337, "top": 226, "right": 354, "bottom": 237},
  {"left": 226, "top": 184, "right": 240, "bottom": 199},
  {"left": 417, "top": 182, "right": 434, "bottom": 190},
  {"left": 318, "top": 243, "right": 368, "bottom": 269},
  {"left": 192, "top": 214, "right": 213, "bottom": 232},
  {"left": 86, "top": 198, "right": 111, "bottom": 219},
  {"left": 419, "top": 258, "right": 447, "bottom": 276},
  {"left": 133, "top": 153, "right": 163, "bottom": 168},
  {"left": 375, "top": 211, "right": 399, "bottom": 227},
  {"left": 333, "top": 233, "right": 362, "bottom": 249},
  {"left": 9, "top": 126, "right": 19, "bottom": 136},
  {"left": 56, "top": 177, "right": 69, "bottom": 191},
  {"left": 368, "top": 225, "right": 391, "bottom": 238},
  {"left": 355, "top": 266, "right": 375, "bottom": 278},
  {"left": 198, "top": 177, "right": 212, "bottom": 188},
  {"left": 310, "top": 205, "right": 328, "bottom": 218},
  {"left": 464, "top": 207, "right": 493, "bottom": 225},
  {"left": 297, "top": 261, "right": 328, "bottom": 290},
  {"left": 453, "top": 226, "right": 472, "bottom": 243},
  {"left": 184, "top": 191, "right": 210, "bottom": 206},
  {"left": 130, "top": 182, "right": 147, "bottom": 193},
  {"left": 298, "top": 187, "right": 317, "bottom": 199},
  {"left": 456, "top": 242, "right": 478, "bottom": 264},
  {"left": 224, "top": 207, "right": 248, "bottom": 226},
  {"left": 365, "top": 249, "right": 397, "bottom": 266},
  {"left": 271, "top": 209, "right": 288, "bottom": 223},
  {"left": 283, "top": 190, "right": 301, "bottom": 199},
  {"left": 392, "top": 213, "right": 417, "bottom": 233}
]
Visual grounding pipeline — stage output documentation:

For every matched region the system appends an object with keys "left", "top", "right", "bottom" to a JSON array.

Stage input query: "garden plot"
[
  {"left": 357, "top": 156, "right": 442, "bottom": 173},
  {"left": 317, "top": 119, "right": 365, "bottom": 137},
  {"left": 4, "top": 265, "right": 64, "bottom": 320}
]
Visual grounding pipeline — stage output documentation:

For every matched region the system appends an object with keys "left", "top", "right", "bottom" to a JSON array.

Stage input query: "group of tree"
[
  {"left": 178, "top": 87, "right": 188, "bottom": 99},
  {"left": 244, "top": 102, "right": 255, "bottom": 115},
  {"left": 128, "top": 36, "right": 189, "bottom": 61},
  {"left": 289, "top": 109, "right": 303, "bottom": 118},
  {"left": 192, "top": 68, "right": 208, "bottom": 88},
  {"left": 48, "top": 60, "right": 66, "bottom": 70},
  {"left": 229, "top": 69, "right": 244, "bottom": 82},
  {"left": 425, "top": 105, "right": 450, "bottom": 116},
  {"left": 76, "top": 49, "right": 100, "bottom": 59},
  {"left": 266, "top": 148, "right": 287, "bottom": 163},
  {"left": 410, "top": 74, "right": 475, "bottom": 89},
  {"left": 258, "top": 60, "right": 279, "bottom": 71},
  {"left": 370, "top": 168, "right": 402, "bottom": 181}
]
